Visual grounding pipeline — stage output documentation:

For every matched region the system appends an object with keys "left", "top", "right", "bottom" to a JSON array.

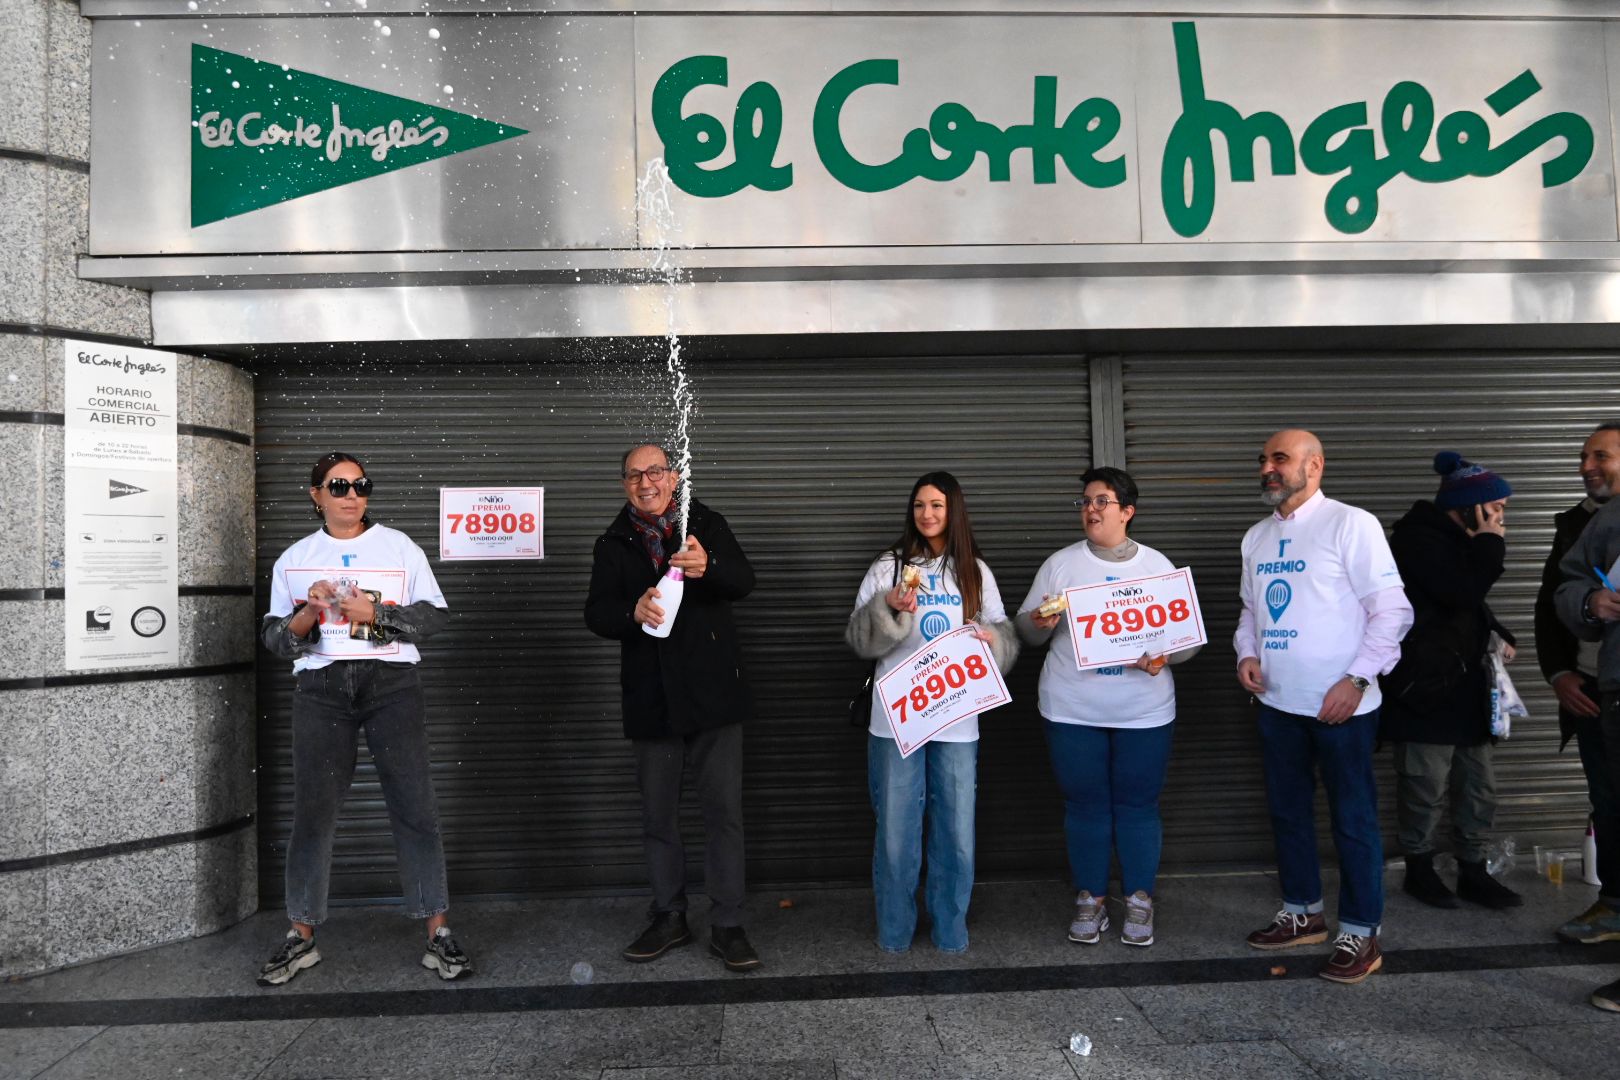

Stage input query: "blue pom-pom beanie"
[{"left": 1433, "top": 450, "right": 1512, "bottom": 510}]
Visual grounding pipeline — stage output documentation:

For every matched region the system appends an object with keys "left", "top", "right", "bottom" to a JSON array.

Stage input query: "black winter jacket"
[
  {"left": 1379, "top": 500, "right": 1514, "bottom": 746},
  {"left": 1534, "top": 499, "right": 1599, "bottom": 749},
  {"left": 583, "top": 499, "right": 756, "bottom": 739}
]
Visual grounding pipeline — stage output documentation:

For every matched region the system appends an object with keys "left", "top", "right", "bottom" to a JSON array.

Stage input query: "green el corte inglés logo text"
[
  {"left": 190, "top": 43, "right": 527, "bottom": 226},
  {"left": 651, "top": 21, "right": 1596, "bottom": 237}
]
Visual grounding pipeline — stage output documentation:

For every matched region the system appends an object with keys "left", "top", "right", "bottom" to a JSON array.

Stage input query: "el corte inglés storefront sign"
[
  {"left": 88, "top": 13, "right": 1620, "bottom": 254},
  {"left": 651, "top": 23, "right": 1594, "bottom": 238}
]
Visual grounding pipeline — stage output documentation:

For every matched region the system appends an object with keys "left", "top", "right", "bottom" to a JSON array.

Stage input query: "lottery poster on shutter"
[
  {"left": 282, "top": 567, "right": 407, "bottom": 658},
  {"left": 439, "top": 487, "right": 544, "bottom": 560},
  {"left": 1064, "top": 567, "right": 1208, "bottom": 670},
  {"left": 875, "top": 625, "right": 1012, "bottom": 758}
]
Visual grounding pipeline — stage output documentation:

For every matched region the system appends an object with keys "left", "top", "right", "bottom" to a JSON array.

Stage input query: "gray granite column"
[{"left": 0, "top": 0, "right": 259, "bottom": 979}]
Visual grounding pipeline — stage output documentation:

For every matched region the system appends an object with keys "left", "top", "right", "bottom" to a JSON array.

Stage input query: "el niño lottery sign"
[
  {"left": 439, "top": 487, "right": 544, "bottom": 560},
  {"left": 876, "top": 625, "right": 1011, "bottom": 757},
  {"left": 1064, "top": 568, "right": 1207, "bottom": 670}
]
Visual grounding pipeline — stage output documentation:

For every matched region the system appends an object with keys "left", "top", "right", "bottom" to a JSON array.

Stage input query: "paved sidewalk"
[{"left": 2, "top": 867, "right": 1617, "bottom": 1079}]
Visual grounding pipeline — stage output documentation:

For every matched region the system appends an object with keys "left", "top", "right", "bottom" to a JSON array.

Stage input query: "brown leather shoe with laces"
[
  {"left": 1245, "top": 908, "right": 1329, "bottom": 950},
  {"left": 1319, "top": 931, "right": 1383, "bottom": 984}
]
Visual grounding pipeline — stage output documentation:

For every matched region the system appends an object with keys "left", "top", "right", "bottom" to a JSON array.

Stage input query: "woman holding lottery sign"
[
  {"left": 845, "top": 472, "right": 1019, "bottom": 953},
  {"left": 1017, "top": 467, "right": 1200, "bottom": 948},
  {"left": 257, "top": 452, "right": 472, "bottom": 987}
]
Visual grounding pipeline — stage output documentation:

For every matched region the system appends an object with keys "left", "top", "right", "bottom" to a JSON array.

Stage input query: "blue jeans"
[
  {"left": 868, "top": 735, "right": 977, "bottom": 952},
  {"left": 1257, "top": 704, "right": 1384, "bottom": 936},
  {"left": 1571, "top": 684, "right": 1620, "bottom": 900},
  {"left": 1044, "top": 720, "right": 1174, "bottom": 897},
  {"left": 285, "top": 661, "right": 449, "bottom": 925}
]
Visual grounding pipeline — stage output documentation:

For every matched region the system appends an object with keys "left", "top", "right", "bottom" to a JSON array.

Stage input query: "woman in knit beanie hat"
[
  {"left": 1432, "top": 451, "right": 1513, "bottom": 514},
  {"left": 1381, "top": 451, "right": 1521, "bottom": 911}
]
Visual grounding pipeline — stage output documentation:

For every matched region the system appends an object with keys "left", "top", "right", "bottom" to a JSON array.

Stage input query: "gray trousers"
[
  {"left": 1393, "top": 741, "right": 1498, "bottom": 863},
  {"left": 632, "top": 723, "right": 746, "bottom": 927},
  {"left": 286, "top": 661, "right": 449, "bottom": 924}
]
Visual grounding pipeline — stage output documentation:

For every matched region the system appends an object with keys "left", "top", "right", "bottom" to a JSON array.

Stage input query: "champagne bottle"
[{"left": 642, "top": 566, "right": 686, "bottom": 639}]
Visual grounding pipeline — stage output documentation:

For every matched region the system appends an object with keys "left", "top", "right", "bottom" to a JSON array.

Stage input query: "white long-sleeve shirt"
[{"left": 1234, "top": 490, "right": 1413, "bottom": 717}]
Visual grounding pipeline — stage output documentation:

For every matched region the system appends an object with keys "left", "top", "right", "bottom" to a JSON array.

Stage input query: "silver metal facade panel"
[
  {"left": 89, "top": 12, "right": 1616, "bottom": 253},
  {"left": 90, "top": 16, "right": 637, "bottom": 254},
  {"left": 79, "top": 3, "right": 1620, "bottom": 22},
  {"left": 254, "top": 349, "right": 1089, "bottom": 900},
  {"left": 148, "top": 271, "right": 1620, "bottom": 344},
  {"left": 1121, "top": 352, "right": 1618, "bottom": 863}
]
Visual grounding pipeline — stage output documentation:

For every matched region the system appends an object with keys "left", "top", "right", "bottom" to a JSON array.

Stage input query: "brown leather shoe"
[
  {"left": 1318, "top": 931, "right": 1383, "bottom": 984},
  {"left": 1245, "top": 908, "right": 1329, "bottom": 950}
]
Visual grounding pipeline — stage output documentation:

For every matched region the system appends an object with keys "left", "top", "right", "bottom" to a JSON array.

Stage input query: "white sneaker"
[
  {"left": 1121, "top": 890, "right": 1154, "bottom": 947},
  {"left": 421, "top": 927, "right": 474, "bottom": 980},
  {"left": 256, "top": 929, "right": 320, "bottom": 987},
  {"left": 1068, "top": 891, "right": 1109, "bottom": 944}
]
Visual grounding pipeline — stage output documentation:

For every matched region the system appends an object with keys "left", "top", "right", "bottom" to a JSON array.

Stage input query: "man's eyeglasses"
[
  {"left": 623, "top": 465, "right": 671, "bottom": 484},
  {"left": 320, "top": 477, "right": 373, "bottom": 498},
  {"left": 1073, "top": 495, "right": 1121, "bottom": 510}
]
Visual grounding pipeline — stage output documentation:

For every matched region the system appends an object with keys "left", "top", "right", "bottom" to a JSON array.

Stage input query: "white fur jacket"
[{"left": 845, "top": 591, "right": 1020, "bottom": 674}]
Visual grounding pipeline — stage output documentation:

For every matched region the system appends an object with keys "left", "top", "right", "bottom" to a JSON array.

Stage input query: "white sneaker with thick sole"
[
  {"left": 257, "top": 929, "right": 320, "bottom": 987},
  {"left": 421, "top": 927, "right": 474, "bottom": 980}
]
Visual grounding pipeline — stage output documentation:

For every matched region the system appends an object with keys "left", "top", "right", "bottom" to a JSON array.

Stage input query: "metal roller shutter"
[
  {"left": 1120, "top": 351, "right": 1620, "bottom": 867},
  {"left": 254, "top": 347, "right": 1087, "bottom": 903}
]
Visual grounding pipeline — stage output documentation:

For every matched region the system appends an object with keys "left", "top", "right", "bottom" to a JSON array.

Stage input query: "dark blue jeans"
[
  {"left": 1257, "top": 703, "right": 1384, "bottom": 937},
  {"left": 1572, "top": 680, "right": 1620, "bottom": 900},
  {"left": 286, "top": 661, "right": 449, "bottom": 925},
  {"left": 1044, "top": 720, "right": 1175, "bottom": 897}
]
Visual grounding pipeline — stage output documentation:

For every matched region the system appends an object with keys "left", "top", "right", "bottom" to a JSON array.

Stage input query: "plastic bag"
[
  {"left": 1487, "top": 633, "right": 1527, "bottom": 739},
  {"left": 1486, "top": 837, "right": 1517, "bottom": 878}
]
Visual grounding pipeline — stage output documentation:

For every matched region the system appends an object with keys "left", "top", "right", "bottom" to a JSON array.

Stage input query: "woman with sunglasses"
[
  {"left": 257, "top": 452, "right": 471, "bottom": 986},
  {"left": 845, "top": 471, "right": 1019, "bottom": 953},
  {"left": 1016, "top": 467, "right": 1198, "bottom": 948}
]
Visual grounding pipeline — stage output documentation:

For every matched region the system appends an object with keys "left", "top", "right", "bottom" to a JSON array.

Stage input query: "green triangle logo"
[{"left": 191, "top": 43, "right": 527, "bottom": 227}]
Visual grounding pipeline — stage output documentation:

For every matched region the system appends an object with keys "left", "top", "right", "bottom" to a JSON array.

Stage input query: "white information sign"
[
  {"left": 281, "top": 567, "right": 408, "bottom": 658},
  {"left": 876, "top": 625, "right": 1012, "bottom": 758},
  {"left": 439, "top": 487, "right": 544, "bottom": 560},
  {"left": 62, "top": 340, "right": 180, "bottom": 670},
  {"left": 1064, "top": 567, "right": 1208, "bottom": 671}
]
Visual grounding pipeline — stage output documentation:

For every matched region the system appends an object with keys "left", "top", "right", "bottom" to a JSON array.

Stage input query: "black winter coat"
[
  {"left": 1380, "top": 500, "right": 1514, "bottom": 746},
  {"left": 1534, "top": 499, "right": 1599, "bottom": 749},
  {"left": 584, "top": 499, "right": 756, "bottom": 739}
]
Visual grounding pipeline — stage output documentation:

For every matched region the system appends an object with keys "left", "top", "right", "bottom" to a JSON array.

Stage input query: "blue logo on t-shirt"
[
  {"left": 920, "top": 610, "right": 951, "bottom": 641},
  {"left": 1265, "top": 578, "right": 1292, "bottom": 622}
]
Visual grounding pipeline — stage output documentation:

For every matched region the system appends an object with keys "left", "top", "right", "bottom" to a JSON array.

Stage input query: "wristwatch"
[{"left": 1347, "top": 675, "right": 1371, "bottom": 692}]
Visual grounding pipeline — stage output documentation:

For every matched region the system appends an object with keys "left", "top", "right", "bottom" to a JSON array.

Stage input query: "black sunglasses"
[{"left": 319, "top": 477, "right": 373, "bottom": 497}]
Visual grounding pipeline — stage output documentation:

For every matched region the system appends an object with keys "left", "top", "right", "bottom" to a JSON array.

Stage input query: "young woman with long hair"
[{"left": 845, "top": 471, "right": 1018, "bottom": 953}]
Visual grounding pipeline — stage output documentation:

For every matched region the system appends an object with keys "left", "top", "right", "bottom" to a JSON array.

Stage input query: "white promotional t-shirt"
[
  {"left": 853, "top": 553, "right": 1006, "bottom": 743},
  {"left": 1020, "top": 541, "right": 1177, "bottom": 729},
  {"left": 1239, "top": 492, "right": 1403, "bottom": 717},
  {"left": 268, "top": 524, "right": 447, "bottom": 673}
]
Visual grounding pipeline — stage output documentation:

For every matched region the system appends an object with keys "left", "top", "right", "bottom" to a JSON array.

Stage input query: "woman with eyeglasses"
[
  {"left": 845, "top": 471, "right": 1019, "bottom": 953},
  {"left": 1016, "top": 466, "right": 1199, "bottom": 948},
  {"left": 257, "top": 452, "right": 471, "bottom": 987}
]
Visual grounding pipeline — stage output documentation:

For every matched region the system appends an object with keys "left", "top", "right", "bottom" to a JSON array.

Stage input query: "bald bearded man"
[{"left": 1234, "top": 430, "right": 1413, "bottom": 985}]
